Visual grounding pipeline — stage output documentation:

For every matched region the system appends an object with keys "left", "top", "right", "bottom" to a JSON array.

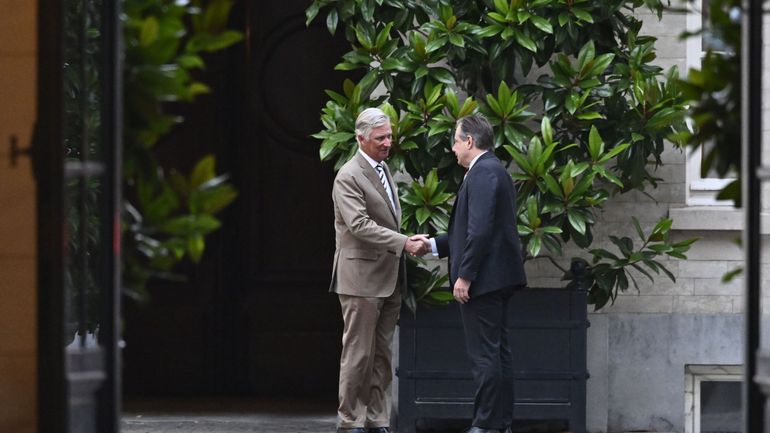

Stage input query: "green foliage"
[
  {"left": 586, "top": 217, "right": 699, "bottom": 309},
  {"left": 400, "top": 168, "right": 453, "bottom": 233},
  {"left": 123, "top": 0, "right": 242, "bottom": 298},
  {"left": 403, "top": 256, "right": 451, "bottom": 314},
  {"left": 308, "top": 0, "right": 696, "bottom": 312}
]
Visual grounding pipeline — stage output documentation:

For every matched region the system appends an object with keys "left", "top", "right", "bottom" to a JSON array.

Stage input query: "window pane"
[
  {"left": 701, "top": 0, "right": 731, "bottom": 53},
  {"left": 700, "top": 381, "right": 742, "bottom": 433}
]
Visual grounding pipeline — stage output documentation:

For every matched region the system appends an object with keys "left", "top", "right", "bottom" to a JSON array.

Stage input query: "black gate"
[{"left": 36, "top": 1, "right": 122, "bottom": 432}]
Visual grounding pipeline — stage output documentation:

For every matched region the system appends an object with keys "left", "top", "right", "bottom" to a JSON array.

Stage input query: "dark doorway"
[{"left": 122, "top": 0, "right": 351, "bottom": 400}]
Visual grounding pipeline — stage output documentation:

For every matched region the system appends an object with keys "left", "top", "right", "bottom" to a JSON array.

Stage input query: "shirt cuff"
[{"left": 429, "top": 238, "right": 438, "bottom": 256}]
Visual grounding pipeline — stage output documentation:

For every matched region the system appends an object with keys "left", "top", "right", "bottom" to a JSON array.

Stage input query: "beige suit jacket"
[{"left": 330, "top": 152, "right": 407, "bottom": 297}]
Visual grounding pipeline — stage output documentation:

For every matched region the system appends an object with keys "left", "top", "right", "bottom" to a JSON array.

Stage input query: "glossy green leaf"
[
  {"left": 200, "top": 0, "right": 234, "bottom": 33},
  {"left": 586, "top": 53, "right": 615, "bottom": 78},
  {"left": 140, "top": 16, "right": 160, "bottom": 47},
  {"left": 449, "top": 33, "right": 465, "bottom": 48},
  {"left": 425, "top": 37, "right": 448, "bottom": 53},
  {"left": 514, "top": 31, "right": 537, "bottom": 52},
  {"left": 572, "top": 8, "right": 594, "bottom": 23},
  {"left": 576, "top": 111, "right": 603, "bottom": 120},
  {"left": 305, "top": 2, "right": 321, "bottom": 26},
  {"left": 162, "top": 214, "right": 222, "bottom": 236},
  {"left": 530, "top": 16, "right": 553, "bottom": 34},
  {"left": 177, "top": 54, "right": 205, "bottom": 69},
  {"left": 588, "top": 126, "right": 603, "bottom": 161},
  {"left": 416, "top": 207, "right": 431, "bottom": 225},
  {"left": 430, "top": 67, "right": 455, "bottom": 85},
  {"left": 567, "top": 210, "right": 587, "bottom": 235},
  {"left": 527, "top": 235, "right": 542, "bottom": 257},
  {"left": 190, "top": 155, "right": 216, "bottom": 188},
  {"left": 599, "top": 142, "right": 631, "bottom": 163},
  {"left": 187, "top": 234, "right": 205, "bottom": 262},
  {"left": 477, "top": 25, "right": 503, "bottom": 38},
  {"left": 375, "top": 22, "right": 393, "bottom": 48},
  {"left": 577, "top": 40, "right": 595, "bottom": 72},
  {"left": 486, "top": 94, "right": 503, "bottom": 116}
]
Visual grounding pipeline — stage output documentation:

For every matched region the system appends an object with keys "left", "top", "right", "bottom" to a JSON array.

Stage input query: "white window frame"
[
  {"left": 684, "top": 364, "right": 743, "bottom": 433},
  {"left": 684, "top": 0, "right": 735, "bottom": 206}
]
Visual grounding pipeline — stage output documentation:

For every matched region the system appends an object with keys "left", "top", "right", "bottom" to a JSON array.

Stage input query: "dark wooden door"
[
  {"left": 233, "top": 0, "right": 348, "bottom": 397},
  {"left": 122, "top": 0, "right": 350, "bottom": 399}
]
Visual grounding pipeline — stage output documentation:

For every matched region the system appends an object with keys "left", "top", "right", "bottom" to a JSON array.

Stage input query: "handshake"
[{"left": 405, "top": 234, "right": 431, "bottom": 257}]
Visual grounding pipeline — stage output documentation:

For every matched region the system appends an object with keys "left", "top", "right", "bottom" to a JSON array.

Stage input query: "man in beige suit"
[{"left": 331, "top": 108, "right": 427, "bottom": 433}]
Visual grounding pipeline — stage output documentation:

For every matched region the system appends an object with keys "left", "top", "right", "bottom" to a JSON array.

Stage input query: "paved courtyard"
[
  {"left": 121, "top": 399, "right": 337, "bottom": 433},
  {"left": 120, "top": 399, "right": 566, "bottom": 433}
]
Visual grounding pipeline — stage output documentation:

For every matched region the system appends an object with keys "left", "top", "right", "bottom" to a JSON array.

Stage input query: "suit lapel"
[
  {"left": 356, "top": 153, "right": 399, "bottom": 224},
  {"left": 449, "top": 152, "right": 495, "bottom": 224}
]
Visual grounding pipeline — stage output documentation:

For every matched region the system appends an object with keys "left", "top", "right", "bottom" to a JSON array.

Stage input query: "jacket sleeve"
[
  {"left": 434, "top": 234, "right": 449, "bottom": 259},
  {"left": 334, "top": 171, "right": 407, "bottom": 255},
  {"left": 457, "top": 166, "right": 498, "bottom": 281}
]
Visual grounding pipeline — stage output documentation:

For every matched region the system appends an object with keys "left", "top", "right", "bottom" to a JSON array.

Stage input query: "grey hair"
[{"left": 355, "top": 107, "right": 391, "bottom": 141}]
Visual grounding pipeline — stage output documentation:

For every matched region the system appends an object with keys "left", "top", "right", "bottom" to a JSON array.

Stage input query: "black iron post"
[
  {"left": 742, "top": 1, "right": 765, "bottom": 432},
  {"left": 99, "top": 0, "right": 123, "bottom": 431},
  {"left": 37, "top": 1, "right": 67, "bottom": 431}
]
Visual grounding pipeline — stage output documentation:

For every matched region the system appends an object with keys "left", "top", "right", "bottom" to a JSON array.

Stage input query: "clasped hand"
[{"left": 405, "top": 234, "right": 430, "bottom": 257}]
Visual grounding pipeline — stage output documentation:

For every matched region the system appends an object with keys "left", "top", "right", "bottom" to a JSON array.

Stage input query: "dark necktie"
[{"left": 375, "top": 163, "right": 388, "bottom": 189}]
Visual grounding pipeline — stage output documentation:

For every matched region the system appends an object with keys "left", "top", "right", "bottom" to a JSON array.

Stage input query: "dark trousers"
[{"left": 459, "top": 287, "right": 515, "bottom": 430}]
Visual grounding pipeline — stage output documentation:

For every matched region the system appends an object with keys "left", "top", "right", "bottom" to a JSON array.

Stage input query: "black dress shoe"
[
  {"left": 367, "top": 428, "right": 390, "bottom": 433},
  {"left": 337, "top": 428, "right": 366, "bottom": 433}
]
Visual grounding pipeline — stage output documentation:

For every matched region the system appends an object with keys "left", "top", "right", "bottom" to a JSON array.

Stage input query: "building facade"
[{"left": 565, "top": 6, "right": 748, "bottom": 433}]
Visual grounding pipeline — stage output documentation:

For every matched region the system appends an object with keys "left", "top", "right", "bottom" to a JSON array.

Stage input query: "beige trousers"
[{"left": 337, "top": 289, "right": 401, "bottom": 429}]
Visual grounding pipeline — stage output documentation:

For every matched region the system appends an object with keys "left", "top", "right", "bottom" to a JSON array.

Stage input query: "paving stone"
[{"left": 121, "top": 400, "right": 337, "bottom": 433}]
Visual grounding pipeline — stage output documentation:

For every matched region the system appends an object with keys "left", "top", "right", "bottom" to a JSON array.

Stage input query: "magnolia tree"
[
  {"left": 122, "top": 0, "right": 242, "bottom": 297},
  {"left": 307, "top": 0, "right": 696, "bottom": 312}
]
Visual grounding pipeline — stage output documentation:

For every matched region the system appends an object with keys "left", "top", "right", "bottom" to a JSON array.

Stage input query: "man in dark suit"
[
  {"left": 331, "top": 107, "right": 428, "bottom": 433},
  {"left": 420, "top": 114, "right": 526, "bottom": 433}
]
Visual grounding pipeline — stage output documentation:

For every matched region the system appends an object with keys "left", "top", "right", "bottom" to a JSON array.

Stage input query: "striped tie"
[{"left": 375, "top": 163, "right": 388, "bottom": 189}]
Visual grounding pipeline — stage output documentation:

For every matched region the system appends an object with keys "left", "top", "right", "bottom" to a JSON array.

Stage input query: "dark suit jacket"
[{"left": 435, "top": 152, "right": 526, "bottom": 297}]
